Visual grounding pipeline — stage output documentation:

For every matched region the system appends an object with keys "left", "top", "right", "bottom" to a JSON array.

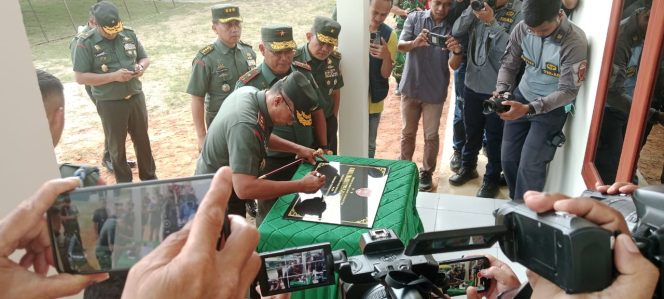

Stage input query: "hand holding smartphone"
[{"left": 47, "top": 175, "right": 214, "bottom": 274}]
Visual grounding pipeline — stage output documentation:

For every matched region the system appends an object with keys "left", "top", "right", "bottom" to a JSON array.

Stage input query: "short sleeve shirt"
[
  {"left": 194, "top": 87, "right": 273, "bottom": 176},
  {"left": 72, "top": 28, "right": 147, "bottom": 101},
  {"left": 186, "top": 40, "right": 257, "bottom": 113}
]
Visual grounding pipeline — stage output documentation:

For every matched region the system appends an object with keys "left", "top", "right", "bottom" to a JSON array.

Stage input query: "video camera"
[
  {"left": 471, "top": 0, "right": 496, "bottom": 11},
  {"left": 482, "top": 91, "right": 514, "bottom": 114}
]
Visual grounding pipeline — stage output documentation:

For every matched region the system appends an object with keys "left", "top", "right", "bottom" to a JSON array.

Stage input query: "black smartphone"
[
  {"left": 427, "top": 32, "right": 448, "bottom": 48},
  {"left": 257, "top": 243, "right": 335, "bottom": 296},
  {"left": 370, "top": 32, "right": 381, "bottom": 45},
  {"left": 439, "top": 256, "right": 491, "bottom": 296},
  {"left": 47, "top": 174, "right": 214, "bottom": 274}
]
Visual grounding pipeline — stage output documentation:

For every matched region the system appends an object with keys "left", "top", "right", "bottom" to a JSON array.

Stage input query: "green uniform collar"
[
  {"left": 259, "top": 62, "right": 292, "bottom": 86},
  {"left": 256, "top": 90, "right": 273, "bottom": 129},
  {"left": 91, "top": 28, "right": 104, "bottom": 44},
  {"left": 215, "top": 39, "right": 237, "bottom": 55}
]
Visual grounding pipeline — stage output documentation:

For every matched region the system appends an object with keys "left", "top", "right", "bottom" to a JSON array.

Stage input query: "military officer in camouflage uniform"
[
  {"left": 235, "top": 25, "right": 328, "bottom": 223},
  {"left": 391, "top": 0, "right": 427, "bottom": 87},
  {"left": 295, "top": 16, "right": 344, "bottom": 154},
  {"left": 195, "top": 72, "right": 326, "bottom": 220},
  {"left": 187, "top": 4, "right": 257, "bottom": 152},
  {"left": 72, "top": 1, "right": 157, "bottom": 183}
]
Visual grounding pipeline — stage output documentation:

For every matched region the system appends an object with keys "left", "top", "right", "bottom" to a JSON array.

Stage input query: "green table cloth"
[{"left": 257, "top": 155, "right": 424, "bottom": 299}]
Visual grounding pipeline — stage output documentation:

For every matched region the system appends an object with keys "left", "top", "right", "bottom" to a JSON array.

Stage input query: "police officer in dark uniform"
[
  {"left": 187, "top": 4, "right": 257, "bottom": 152},
  {"left": 195, "top": 72, "right": 326, "bottom": 221},
  {"left": 236, "top": 25, "right": 327, "bottom": 223},
  {"left": 495, "top": 0, "right": 588, "bottom": 200},
  {"left": 294, "top": 16, "right": 344, "bottom": 154},
  {"left": 72, "top": 1, "right": 157, "bottom": 183}
]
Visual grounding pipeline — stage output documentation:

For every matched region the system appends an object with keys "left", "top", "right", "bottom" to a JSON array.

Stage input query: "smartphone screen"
[
  {"left": 257, "top": 243, "right": 334, "bottom": 296},
  {"left": 48, "top": 174, "right": 214, "bottom": 274},
  {"left": 439, "top": 256, "right": 491, "bottom": 296}
]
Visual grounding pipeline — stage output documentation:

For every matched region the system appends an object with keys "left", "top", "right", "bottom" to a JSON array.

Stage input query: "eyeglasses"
[{"left": 280, "top": 92, "right": 294, "bottom": 115}]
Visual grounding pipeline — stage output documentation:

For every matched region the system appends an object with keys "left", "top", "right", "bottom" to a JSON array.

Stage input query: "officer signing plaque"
[{"left": 284, "top": 162, "right": 389, "bottom": 228}]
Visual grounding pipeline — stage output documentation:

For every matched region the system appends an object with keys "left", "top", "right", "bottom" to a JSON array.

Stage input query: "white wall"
[
  {"left": 0, "top": 0, "right": 75, "bottom": 297},
  {"left": 337, "top": 0, "right": 369, "bottom": 157},
  {"left": 544, "top": 0, "right": 613, "bottom": 195},
  {"left": 0, "top": 2, "right": 60, "bottom": 216}
]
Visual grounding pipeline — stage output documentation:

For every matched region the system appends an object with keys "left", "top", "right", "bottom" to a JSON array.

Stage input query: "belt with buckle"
[{"left": 124, "top": 94, "right": 134, "bottom": 100}]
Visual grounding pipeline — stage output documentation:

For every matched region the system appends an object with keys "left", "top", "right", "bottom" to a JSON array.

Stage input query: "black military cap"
[
  {"left": 313, "top": 16, "right": 341, "bottom": 46},
  {"left": 261, "top": 24, "right": 296, "bottom": 51},
  {"left": 93, "top": 1, "right": 123, "bottom": 34},
  {"left": 281, "top": 72, "right": 319, "bottom": 114},
  {"left": 211, "top": 4, "right": 242, "bottom": 23}
]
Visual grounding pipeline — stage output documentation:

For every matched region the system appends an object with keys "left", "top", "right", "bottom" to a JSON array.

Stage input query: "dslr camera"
[
  {"left": 482, "top": 91, "right": 514, "bottom": 114},
  {"left": 471, "top": 0, "right": 496, "bottom": 11}
]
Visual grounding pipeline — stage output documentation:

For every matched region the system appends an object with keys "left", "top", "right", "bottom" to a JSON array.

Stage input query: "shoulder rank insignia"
[
  {"left": 330, "top": 50, "right": 342, "bottom": 60},
  {"left": 296, "top": 111, "right": 312, "bottom": 126},
  {"left": 76, "top": 30, "right": 92, "bottom": 40},
  {"left": 199, "top": 44, "right": 215, "bottom": 56},
  {"left": 239, "top": 68, "right": 261, "bottom": 84},
  {"left": 292, "top": 61, "right": 311, "bottom": 71}
]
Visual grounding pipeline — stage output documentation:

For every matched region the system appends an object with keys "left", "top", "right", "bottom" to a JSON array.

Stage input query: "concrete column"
[{"left": 337, "top": 0, "right": 370, "bottom": 157}]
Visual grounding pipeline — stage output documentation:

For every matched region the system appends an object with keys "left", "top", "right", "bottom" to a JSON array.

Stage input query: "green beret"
[
  {"left": 281, "top": 72, "right": 318, "bottom": 114},
  {"left": 93, "top": 1, "right": 123, "bottom": 34},
  {"left": 211, "top": 4, "right": 242, "bottom": 23},
  {"left": 313, "top": 16, "right": 341, "bottom": 46},
  {"left": 261, "top": 24, "right": 296, "bottom": 51}
]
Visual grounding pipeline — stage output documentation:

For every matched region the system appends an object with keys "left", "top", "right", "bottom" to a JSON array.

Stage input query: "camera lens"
[{"left": 471, "top": 0, "right": 485, "bottom": 11}]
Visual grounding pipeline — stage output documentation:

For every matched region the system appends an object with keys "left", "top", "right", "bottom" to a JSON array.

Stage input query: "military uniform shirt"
[
  {"left": 194, "top": 87, "right": 273, "bottom": 176},
  {"left": 294, "top": 44, "right": 344, "bottom": 118},
  {"left": 72, "top": 28, "right": 146, "bottom": 101},
  {"left": 186, "top": 39, "right": 256, "bottom": 114},
  {"left": 236, "top": 62, "right": 324, "bottom": 158},
  {"left": 453, "top": 0, "right": 523, "bottom": 94},
  {"left": 496, "top": 15, "right": 588, "bottom": 114}
]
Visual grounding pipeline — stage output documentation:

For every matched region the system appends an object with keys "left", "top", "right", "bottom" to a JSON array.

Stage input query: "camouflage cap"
[
  {"left": 281, "top": 72, "right": 319, "bottom": 114},
  {"left": 93, "top": 1, "right": 123, "bottom": 34},
  {"left": 313, "top": 16, "right": 341, "bottom": 46},
  {"left": 211, "top": 4, "right": 242, "bottom": 23},
  {"left": 261, "top": 24, "right": 296, "bottom": 51}
]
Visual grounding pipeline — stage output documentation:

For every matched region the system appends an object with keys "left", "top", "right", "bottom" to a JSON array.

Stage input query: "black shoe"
[
  {"left": 127, "top": 160, "right": 137, "bottom": 168},
  {"left": 419, "top": 171, "right": 433, "bottom": 192},
  {"left": 450, "top": 150, "right": 462, "bottom": 173},
  {"left": 102, "top": 159, "right": 114, "bottom": 172},
  {"left": 477, "top": 180, "right": 499, "bottom": 198},
  {"left": 246, "top": 201, "right": 258, "bottom": 218},
  {"left": 499, "top": 172, "right": 507, "bottom": 186},
  {"left": 449, "top": 168, "right": 478, "bottom": 186}
]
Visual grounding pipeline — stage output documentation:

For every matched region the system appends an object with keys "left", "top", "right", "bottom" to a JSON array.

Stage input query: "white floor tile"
[
  {"left": 416, "top": 207, "right": 437, "bottom": 232},
  {"left": 434, "top": 210, "right": 495, "bottom": 231},
  {"left": 415, "top": 192, "right": 439, "bottom": 209},
  {"left": 437, "top": 194, "right": 503, "bottom": 215}
]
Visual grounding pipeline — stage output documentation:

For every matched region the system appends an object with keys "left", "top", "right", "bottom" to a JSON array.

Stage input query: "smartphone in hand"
[{"left": 47, "top": 175, "right": 214, "bottom": 274}]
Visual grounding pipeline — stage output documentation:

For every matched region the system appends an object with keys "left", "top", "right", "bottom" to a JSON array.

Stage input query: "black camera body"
[
  {"left": 482, "top": 92, "right": 513, "bottom": 114},
  {"left": 427, "top": 32, "right": 448, "bottom": 48},
  {"left": 495, "top": 201, "right": 615, "bottom": 293},
  {"left": 471, "top": 0, "right": 496, "bottom": 11},
  {"left": 338, "top": 229, "right": 443, "bottom": 299}
]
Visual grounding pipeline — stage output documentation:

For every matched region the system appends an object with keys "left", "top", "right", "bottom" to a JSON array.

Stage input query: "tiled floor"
[{"left": 415, "top": 192, "right": 529, "bottom": 293}]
